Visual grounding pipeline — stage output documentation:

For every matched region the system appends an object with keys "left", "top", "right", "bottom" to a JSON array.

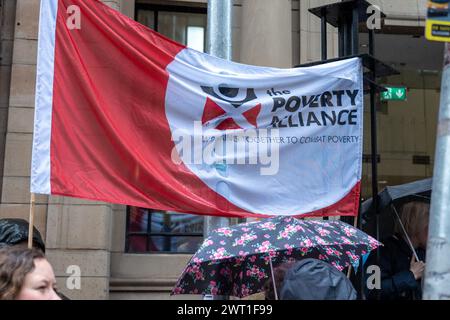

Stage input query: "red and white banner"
[{"left": 31, "top": 0, "right": 363, "bottom": 218}]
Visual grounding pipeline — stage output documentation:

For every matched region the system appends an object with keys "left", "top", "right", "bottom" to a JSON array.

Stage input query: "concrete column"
[
  {"left": 121, "top": 0, "right": 135, "bottom": 19},
  {"left": 0, "top": 0, "right": 16, "bottom": 199},
  {"left": 101, "top": 0, "right": 119, "bottom": 11},
  {"left": 299, "top": 0, "right": 338, "bottom": 64},
  {"left": 239, "top": 0, "right": 292, "bottom": 68},
  {"left": 46, "top": 196, "right": 113, "bottom": 300}
]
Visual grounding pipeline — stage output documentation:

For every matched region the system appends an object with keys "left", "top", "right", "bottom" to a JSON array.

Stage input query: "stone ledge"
[{"left": 109, "top": 277, "right": 178, "bottom": 292}]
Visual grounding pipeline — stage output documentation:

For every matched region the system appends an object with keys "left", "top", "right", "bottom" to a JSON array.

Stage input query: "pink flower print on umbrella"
[
  {"left": 192, "top": 257, "right": 203, "bottom": 264},
  {"left": 345, "top": 251, "right": 359, "bottom": 264},
  {"left": 190, "top": 264, "right": 200, "bottom": 274},
  {"left": 331, "top": 261, "right": 345, "bottom": 271},
  {"left": 315, "top": 236, "right": 329, "bottom": 246},
  {"left": 209, "top": 247, "right": 232, "bottom": 260},
  {"left": 258, "top": 271, "right": 267, "bottom": 280},
  {"left": 284, "top": 244, "right": 293, "bottom": 256},
  {"left": 326, "top": 247, "right": 335, "bottom": 256},
  {"left": 237, "top": 250, "right": 249, "bottom": 258},
  {"left": 208, "top": 281, "right": 219, "bottom": 295},
  {"left": 241, "top": 284, "right": 250, "bottom": 297},
  {"left": 173, "top": 286, "right": 184, "bottom": 294},
  {"left": 195, "top": 272, "right": 204, "bottom": 281},
  {"left": 302, "top": 238, "right": 314, "bottom": 247},
  {"left": 217, "top": 228, "right": 234, "bottom": 237},
  {"left": 318, "top": 227, "right": 330, "bottom": 237},
  {"left": 340, "top": 236, "right": 354, "bottom": 245},
  {"left": 277, "top": 225, "right": 298, "bottom": 240},
  {"left": 255, "top": 240, "right": 275, "bottom": 253},
  {"left": 300, "top": 247, "right": 310, "bottom": 255},
  {"left": 343, "top": 227, "right": 357, "bottom": 237},
  {"left": 258, "top": 222, "right": 277, "bottom": 231},
  {"left": 199, "top": 239, "right": 214, "bottom": 250},
  {"left": 232, "top": 232, "right": 257, "bottom": 247},
  {"left": 368, "top": 237, "right": 380, "bottom": 249}
]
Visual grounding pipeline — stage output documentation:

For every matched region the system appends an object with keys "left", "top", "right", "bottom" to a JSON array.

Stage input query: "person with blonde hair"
[
  {"left": 0, "top": 246, "right": 60, "bottom": 300},
  {"left": 365, "top": 200, "right": 429, "bottom": 300}
]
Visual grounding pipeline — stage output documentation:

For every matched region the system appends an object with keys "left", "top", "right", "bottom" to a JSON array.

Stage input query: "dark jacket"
[
  {"left": 365, "top": 235, "right": 425, "bottom": 300},
  {"left": 280, "top": 258, "right": 357, "bottom": 300}
]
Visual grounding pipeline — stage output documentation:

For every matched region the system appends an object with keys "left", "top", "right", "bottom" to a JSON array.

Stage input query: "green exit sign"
[{"left": 381, "top": 86, "right": 407, "bottom": 101}]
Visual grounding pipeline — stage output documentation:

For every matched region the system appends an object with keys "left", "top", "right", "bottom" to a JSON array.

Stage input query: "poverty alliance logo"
[{"left": 200, "top": 85, "right": 262, "bottom": 130}]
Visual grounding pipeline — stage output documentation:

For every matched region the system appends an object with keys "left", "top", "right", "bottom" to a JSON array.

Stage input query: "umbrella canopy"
[
  {"left": 172, "top": 216, "right": 380, "bottom": 298},
  {"left": 361, "top": 178, "right": 431, "bottom": 240}
]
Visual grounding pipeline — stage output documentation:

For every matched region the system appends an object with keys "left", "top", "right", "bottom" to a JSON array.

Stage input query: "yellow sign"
[{"left": 426, "top": 0, "right": 450, "bottom": 42}]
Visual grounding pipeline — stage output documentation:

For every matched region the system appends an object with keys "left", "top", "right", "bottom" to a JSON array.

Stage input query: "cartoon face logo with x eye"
[{"left": 200, "top": 84, "right": 262, "bottom": 130}]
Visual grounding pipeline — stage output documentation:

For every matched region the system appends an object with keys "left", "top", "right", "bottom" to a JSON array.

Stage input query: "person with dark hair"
[
  {"left": 264, "top": 262, "right": 295, "bottom": 300},
  {"left": 0, "top": 219, "right": 46, "bottom": 252},
  {"left": 0, "top": 247, "right": 60, "bottom": 300},
  {"left": 0, "top": 218, "right": 70, "bottom": 299},
  {"left": 365, "top": 201, "right": 429, "bottom": 300}
]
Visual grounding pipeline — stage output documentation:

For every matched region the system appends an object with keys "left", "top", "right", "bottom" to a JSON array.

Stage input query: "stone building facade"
[{"left": 0, "top": 0, "right": 441, "bottom": 299}]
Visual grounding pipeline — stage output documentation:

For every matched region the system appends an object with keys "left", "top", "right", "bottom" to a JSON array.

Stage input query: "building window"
[
  {"left": 126, "top": 207, "right": 204, "bottom": 253},
  {"left": 136, "top": 4, "right": 207, "bottom": 52}
]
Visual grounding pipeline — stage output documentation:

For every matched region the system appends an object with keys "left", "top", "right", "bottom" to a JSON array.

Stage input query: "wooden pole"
[{"left": 28, "top": 193, "right": 36, "bottom": 249}]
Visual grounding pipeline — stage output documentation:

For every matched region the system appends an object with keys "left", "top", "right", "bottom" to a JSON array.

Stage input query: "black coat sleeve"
[{"left": 365, "top": 247, "right": 418, "bottom": 300}]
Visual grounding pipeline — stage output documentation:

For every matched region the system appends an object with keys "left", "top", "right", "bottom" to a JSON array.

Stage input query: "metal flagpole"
[
  {"left": 423, "top": 43, "right": 450, "bottom": 300},
  {"left": 204, "top": 0, "right": 232, "bottom": 253},
  {"left": 203, "top": 0, "right": 232, "bottom": 300}
]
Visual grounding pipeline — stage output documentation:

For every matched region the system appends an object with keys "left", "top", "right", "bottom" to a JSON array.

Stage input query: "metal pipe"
[
  {"left": 203, "top": 0, "right": 232, "bottom": 300},
  {"left": 351, "top": 5, "right": 359, "bottom": 55},
  {"left": 369, "top": 29, "right": 374, "bottom": 56},
  {"left": 204, "top": 0, "right": 232, "bottom": 235},
  {"left": 321, "top": 8, "right": 328, "bottom": 221},
  {"left": 338, "top": 24, "right": 344, "bottom": 57},
  {"left": 423, "top": 43, "right": 450, "bottom": 300},
  {"left": 343, "top": 21, "right": 349, "bottom": 56},
  {"left": 321, "top": 9, "right": 327, "bottom": 61},
  {"left": 368, "top": 29, "right": 380, "bottom": 300},
  {"left": 369, "top": 30, "right": 377, "bottom": 226},
  {"left": 206, "top": 0, "right": 232, "bottom": 60}
]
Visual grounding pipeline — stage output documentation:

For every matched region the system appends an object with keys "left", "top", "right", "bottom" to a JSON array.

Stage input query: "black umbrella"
[{"left": 360, "top": 178, "right": 431, "bottom": 260}]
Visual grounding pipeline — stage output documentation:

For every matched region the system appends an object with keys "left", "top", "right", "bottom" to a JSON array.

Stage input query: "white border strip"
[{"left": 30, "top": 0, "right": 58, "bottom": 194}]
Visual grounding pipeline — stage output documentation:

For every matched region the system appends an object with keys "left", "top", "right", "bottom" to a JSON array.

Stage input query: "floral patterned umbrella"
[{"left": 172, "top": 216, "right": 381, "bottom": 298}]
